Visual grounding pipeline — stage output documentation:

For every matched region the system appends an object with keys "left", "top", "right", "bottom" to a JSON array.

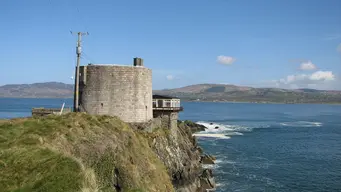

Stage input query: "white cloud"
[
  {"left": 300, "top": 61, "right": 316, "bottom": 71},
  {"left": 166, "top": 75, "right": 174, "bottom": 80},
  {"left": 309, "top": 71, "right": 335, "bottom": 81},
  {"left": 284, "top": 71, "right": 334, "bottom": 83},
  {"left": 217, "top": 55, "right": 236, "bottom": 65},
  {"left": 271, "top": 70, "right": 336, "bottom": 90}
]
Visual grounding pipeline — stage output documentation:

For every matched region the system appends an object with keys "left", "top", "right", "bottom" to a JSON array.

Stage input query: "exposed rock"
[
  {"left": 147, "top": 122, "right": 203, "bottom": 191},
  {"left": 146, "top": 120, "right": 218, "bottom": 191},
  {"left": 200, "top": 154, "right": 216, "bottom": 165},
  {"left": 199, "top": 169, "right": 216, "bottom": 191},
  {"left": 180, "top": 120, "right": 207, "bottom": 133},
  {"left": 196, "top": 146, "right": 204, "bottom": 154},
  {"left": 214, "top": 126, "right": 219, "bottom": 129}
]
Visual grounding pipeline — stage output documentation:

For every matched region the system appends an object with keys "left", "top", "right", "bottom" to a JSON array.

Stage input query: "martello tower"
[{"left": 77, "top": 58, "right": 153, "bottom": 123}]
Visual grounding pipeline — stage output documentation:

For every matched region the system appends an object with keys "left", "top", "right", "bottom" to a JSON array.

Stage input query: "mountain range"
[
  {"left": 1, "top": 82, "right": 341, "bottom": 104},
  {"left": 0, "top": 82, "right": 73, "bottom": 98},
  {"left": 153, "top": 84, "right": 341, "bottom": 104}
]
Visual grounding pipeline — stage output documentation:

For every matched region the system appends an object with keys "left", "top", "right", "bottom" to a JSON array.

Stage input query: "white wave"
[
  {"left": 222, "top": 160, "right": 237, "bottom": 165},
  {"left": 192, "top": 133, "right": 231, "bottom": 139},
  {"left": 196, "top": 121, "right": 235, "bottom": 132},
  {"left": 215, "top": 182, "right": 229, "bottom": 190},
  {"left": 214, "top": 159, "right": 223, "bottom": 164},
  {"left": 215, "top": 183, "right": 226, "bottom": 187},
  {"left": 195, "top": 121, "right": 251, "bottom": 136},
  {"left": 193, "top": 121, "right": 272, "bottom": 141},
  {"left": 202, "top": 163, "right": 220, "bottom": 169},
  {"left": 280, "top": 121, "right": 323, "bottom": 127},
  {"left": 225, "top": 132, "right": 244, "bottom": 136}
]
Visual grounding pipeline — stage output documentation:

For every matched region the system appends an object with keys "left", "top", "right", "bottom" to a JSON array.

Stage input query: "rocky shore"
[{"left": 177, "top": 120, "right": 217, "bottom": 191}]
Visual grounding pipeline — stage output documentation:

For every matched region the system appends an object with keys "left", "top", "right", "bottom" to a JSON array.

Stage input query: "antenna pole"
[{"left": 72, "top": 31, "right": 89, "bottom": 112}]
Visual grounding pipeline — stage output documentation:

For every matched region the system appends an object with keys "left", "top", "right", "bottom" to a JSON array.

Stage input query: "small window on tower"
[{"left": 101, "top": 103, "right": 103, "bottom": 107}]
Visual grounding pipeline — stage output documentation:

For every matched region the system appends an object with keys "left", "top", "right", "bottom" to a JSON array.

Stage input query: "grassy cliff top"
[{"left": 0, "top": 113, "right": 174, "bottom": 192}]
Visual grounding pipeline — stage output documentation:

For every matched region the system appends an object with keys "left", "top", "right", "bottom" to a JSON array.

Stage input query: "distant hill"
[
  {"left": 1, "top": 82, "right": 341, "bottom": 104},
  {"left": 0, "top": 82, "right": 73, "bottom": 98},
  {"left": 153, "top": 84, "right": 341, "bottom": 104}
]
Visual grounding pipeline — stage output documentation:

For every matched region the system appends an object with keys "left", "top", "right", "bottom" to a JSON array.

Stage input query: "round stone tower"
[{"left": 78, "top": 58, "right": 152, "bottom": 123}]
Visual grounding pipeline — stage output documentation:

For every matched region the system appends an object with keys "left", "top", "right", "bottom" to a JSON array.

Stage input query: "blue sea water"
[
  {"left": 0, "top": 98, "right": 73, "bottom": 119},
  {"left": 1, "top": 98, "right": 341, "bottom": 191},
  {"left": 180, "top": 102, "right": 341, "bottom": 192}
]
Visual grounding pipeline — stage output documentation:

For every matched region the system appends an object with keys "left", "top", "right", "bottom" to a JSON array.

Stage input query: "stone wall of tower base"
[{"left": 152, "top": 111, "right": 179, "bottom": 138}]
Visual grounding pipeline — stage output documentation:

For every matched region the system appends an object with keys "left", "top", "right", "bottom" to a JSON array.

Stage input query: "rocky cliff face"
[
  {"left": 146, "top": 124, "right": 201, "bottom": 191},
  {"left": 144, "top": 120, "right": 215, "bottom": 192}
]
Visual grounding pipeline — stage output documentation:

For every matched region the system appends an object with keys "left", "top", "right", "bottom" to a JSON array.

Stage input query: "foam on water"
[
  {"left": 280, "top": 121, "right": 323, "bottom": 127},
  {"left": 192, "top": 133, "right": 231, "bottom": 139},
  {"left": 224, "top": 132, "right": 244, "bottom": 136},
  {"left": 196, "top": 121, "right": 235, "bottom": 132},
  {"left": 192, "top": 121, "right": 256, "bottom": 140},
  {"left": 202, "top": 163, "right": 221, "bottom": 169},
  {"left": 192, "top": 121, "right": 243, "bottom": 139},
  {"left": 192, "top": 119, "right": 329, "bottom": 191},
  {"left": 214, "top": 159, "right": 223, "bottom": 164},
  {"left": 197, "top": 121, "right": 251, "bottom": 133}
]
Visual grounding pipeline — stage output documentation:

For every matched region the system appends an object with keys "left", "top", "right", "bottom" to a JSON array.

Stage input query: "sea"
[{"left": 1, "top": 98, "right": 341, "bottom": 192}]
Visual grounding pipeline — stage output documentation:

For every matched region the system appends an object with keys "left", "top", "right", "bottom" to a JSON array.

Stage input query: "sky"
[{"left": 0, "top": 0, "right": 340, "bottom": 90}]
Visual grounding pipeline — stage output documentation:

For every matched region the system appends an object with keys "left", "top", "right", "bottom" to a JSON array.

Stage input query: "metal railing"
[{"left": 152, "top": 106, "right": 183, "bottom": 111}]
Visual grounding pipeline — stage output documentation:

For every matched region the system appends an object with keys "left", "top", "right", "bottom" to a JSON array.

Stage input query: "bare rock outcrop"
[
  {"left": 200, "top": 154, "right": 216, "bottom": 165},
  {"left": 145, "top": 120, "right": 216, "bottom": 191}
]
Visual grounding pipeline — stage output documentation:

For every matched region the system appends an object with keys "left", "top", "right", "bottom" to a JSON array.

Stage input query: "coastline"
[
  {"left": 0, "top": 97, "right": 340, "bottom": 105},
  {"left": 182, "top": 100, "right": 341, "bottom": 105},
  {"left": 180, "top": 120, "right": 219, "bottom": 191}
]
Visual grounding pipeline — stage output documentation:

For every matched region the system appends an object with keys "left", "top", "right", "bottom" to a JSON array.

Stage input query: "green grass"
[
  {"left": 0, "top": 113, "right": 174, "bottom": 192},
  {"left": 1, "top": 147, "right": 83, "bottom": 192}
]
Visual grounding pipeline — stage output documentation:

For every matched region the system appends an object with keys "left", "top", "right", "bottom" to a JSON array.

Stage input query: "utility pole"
[{"left": 71, "top": 31, "right": 89, "bottom": 112}]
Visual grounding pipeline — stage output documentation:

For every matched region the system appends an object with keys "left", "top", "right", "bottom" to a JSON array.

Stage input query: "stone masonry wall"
[
  {"left": 169, "top": 112, "right": 179, "bottom": 140},
  {"left": 79, "top": 65, "right": 152, "bottom": 123},
  {"left": 153, "top": 111, "right": 179, "bottom": 139}
]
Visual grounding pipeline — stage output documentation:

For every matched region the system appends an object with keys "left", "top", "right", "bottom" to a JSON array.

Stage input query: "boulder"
[
  {"left": 199, "top": 169, "right": 216, "bottom": 191},
  {"left": 210, "top": 155, "right": 217, "bottom": 161},
  {"left": 182, "top": 120, "right": 207, "bottom": 133},
  {"left": 197, "top": 146, "right": 204, "bottom": 154},
  {"left": 200, "top": 154, "right": 216, "bottom": 164}
]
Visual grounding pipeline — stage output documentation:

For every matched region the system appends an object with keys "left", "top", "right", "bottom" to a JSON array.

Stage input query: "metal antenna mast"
[{"left": 71, "top": 31, "right": 89, "bottom": 112}]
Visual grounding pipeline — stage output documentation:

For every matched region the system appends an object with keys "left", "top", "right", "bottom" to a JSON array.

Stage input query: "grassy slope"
[{"left": 0, "top": 113, "right": 174, "bottom": 192}]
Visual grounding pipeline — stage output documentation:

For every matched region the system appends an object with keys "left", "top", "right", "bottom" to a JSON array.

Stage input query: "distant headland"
[{"left": 1, "top": 82, "right": 340, "bottom": 104}]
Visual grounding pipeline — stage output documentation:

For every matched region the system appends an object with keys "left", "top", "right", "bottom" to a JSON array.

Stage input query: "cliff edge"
[{"left": 0, "top": 113, "right": 214, "bottom": 192}]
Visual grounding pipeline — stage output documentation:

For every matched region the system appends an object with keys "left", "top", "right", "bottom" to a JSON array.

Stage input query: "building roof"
[{"left": 152, "top": 94, "right": 179, "bottom": 99}]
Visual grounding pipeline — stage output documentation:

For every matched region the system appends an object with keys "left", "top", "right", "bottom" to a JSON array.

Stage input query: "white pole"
[{"left": 60, "top": 103, "right": 65, "bottom": 115}]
